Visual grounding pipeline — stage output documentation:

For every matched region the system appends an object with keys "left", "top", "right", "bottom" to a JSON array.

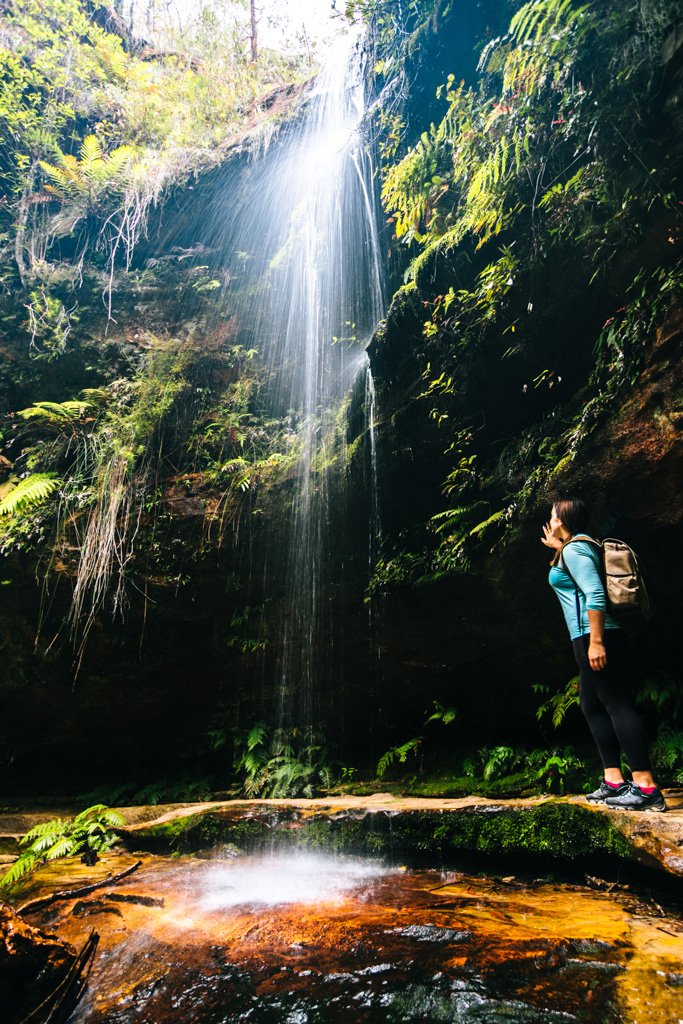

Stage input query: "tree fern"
[
  {"left": 0, "top": 473, "right": 60, "bottom": 515},
  {"left": 18, "top": 399, "right": 91, "bottom": 423}
]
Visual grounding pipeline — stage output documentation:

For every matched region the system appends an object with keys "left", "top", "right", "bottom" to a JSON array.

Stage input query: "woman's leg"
[
  {"left": 574, "top": 636, "right": 623, "bottom": 771},
  {"left": 573, "top": 631, "right": 651, "bottom": 773}
]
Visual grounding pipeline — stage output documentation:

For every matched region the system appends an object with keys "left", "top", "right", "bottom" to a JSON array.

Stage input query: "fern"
[
  {"left": 425, "top": 700, "right": 457, "bottom": 726},
  {"left": 534, "top": 676, "right": 580, "bottom": 728},
  {"left": 469, "top": 508, "right": 507, "bottom": 539},
  {"left": 376, "top": 737, "right": 423, "bottom": 779},
  {"left": 0, "top": 473, "right": 60, "bottom": 515},
  {"left": 0, "top": 805, "right": 123, "bottom": 891},
  {"left": 482, "top": 745, "right": 519, "bottom": 781},
  {"left": 41, "top": 135, "right": 137, "bottom": 209},
  {"left": 18, "top": 399, "right": 90, "bottom": 423},
  {"left": 650, "top": 728, "right": 683, "bottom": 772}
]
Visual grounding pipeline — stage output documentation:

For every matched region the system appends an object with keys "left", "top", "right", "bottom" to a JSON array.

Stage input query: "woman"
[{"left": 541, "top": 497, "right": 666, "bottom": 811}]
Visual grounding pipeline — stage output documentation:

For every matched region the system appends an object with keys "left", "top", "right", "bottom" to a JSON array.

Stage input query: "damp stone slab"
[
  {"left": 109, "top": 793, "right": 683, "bottom": 878},
  {"left": 2, "top": 794, "right": 681, "bottom": 877}
]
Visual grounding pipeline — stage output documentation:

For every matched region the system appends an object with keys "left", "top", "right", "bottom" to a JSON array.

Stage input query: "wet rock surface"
[
  {"left": 4, "top": 850, "right": 682, "bottom": 1024},
  {"left": 0, "top": 899, "right": 77, "bottom": 1022},
  {"left": 2, "top": 795, "right": 682, "bottom": 880},
  {"left": 115, "top": 795, "right": 683, "bottom": 877}
]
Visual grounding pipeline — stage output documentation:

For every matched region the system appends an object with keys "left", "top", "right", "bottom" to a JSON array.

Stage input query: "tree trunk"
[{"left": 250, "top": 0, "right": 258, "bottom": 62}]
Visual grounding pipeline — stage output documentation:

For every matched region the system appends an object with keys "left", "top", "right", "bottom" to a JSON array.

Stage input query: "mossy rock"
[
  {"left": 125, "top": 802, "right": 633, "bottom": 864},
  {"left": 128, "top": 812, "right": 271, "bottom": 853}
]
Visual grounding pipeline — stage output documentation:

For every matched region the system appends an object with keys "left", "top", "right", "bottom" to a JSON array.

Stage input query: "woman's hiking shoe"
[
  {"left": 585, "top": 780, "right": 629, "bottom": 803},
  {"left": 604, "top": 781, "right": 667, "bottom": 812}
]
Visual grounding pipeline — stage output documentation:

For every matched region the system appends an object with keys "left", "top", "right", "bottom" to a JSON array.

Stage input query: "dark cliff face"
[{"left": 360, "top": 0, "right": 683, "bottom": 759}]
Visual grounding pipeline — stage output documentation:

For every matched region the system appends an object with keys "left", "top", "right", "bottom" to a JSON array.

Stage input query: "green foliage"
[
  {"left": 0, "top": 804, "right": 123, "bottom": 890},
  {"left": 40, "top": 135, "right": 138, "bottom": 209},
  {"left": 636, "top": 673, "right": 683, "bottom": 783},
  {"left": 366, "top": 549, "right": 432, "bottom": 599},
  {"left": 0, "top": 0, "right": 308, "bottom": 287},
  {"left": 0, "top": 473, "right": 60, "bottom": 516},
  {"left": 377, "top": 737, "right": 423, "bottom": 778},
  {"left": 534, "top": 676, "right": 580, "bottom": 728},
  {"left": 77, "top": 777, "right": 214, "bottom": 808},
  {"left": 480, "top": 745, "right": 521, "bottom": 781},
  {"left": 374, "top": 0, "right": 680, "bottom": 569},
  {"left": 425, "top": 700, "right": 457, "bottom": 726},
  {"left": 376, "top": 698, "right": 457, "bottom": 778},
  {"left": 24, "top": 288, "right": 80, "bottom": 360},
  {"left": 535, "top": 747, "right": 585, "bottom": 794},
  {"left": 233, "top": 723, "right": 336, "bottom": 798},
  {"left": 382, "top": 0, "right": 593, "bottom": 257}
]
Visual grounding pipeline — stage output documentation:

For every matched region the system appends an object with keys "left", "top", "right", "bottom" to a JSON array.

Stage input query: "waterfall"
[{"left": 210, "top": 30, "right": 384, "bottom": 732}]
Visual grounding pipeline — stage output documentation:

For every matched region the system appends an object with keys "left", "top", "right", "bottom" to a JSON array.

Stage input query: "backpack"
[{"left": 560, "top": 535, "right": 653, "bottom": 622}]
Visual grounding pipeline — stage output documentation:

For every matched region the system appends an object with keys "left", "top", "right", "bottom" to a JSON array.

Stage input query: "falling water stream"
[{"left": 208, "top": 29, "right": 384, "bottom": 731}]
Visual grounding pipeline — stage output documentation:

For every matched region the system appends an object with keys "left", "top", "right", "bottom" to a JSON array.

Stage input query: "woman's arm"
[
  {"left": 563, "top": 544, "right": 609, "bottom": 670},
  {"left": 587, "top": 609, "right": 607, "bottom": 670}
]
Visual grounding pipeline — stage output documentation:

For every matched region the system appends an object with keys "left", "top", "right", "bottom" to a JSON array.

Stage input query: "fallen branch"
[
  {"left": 18, "top": 860, "right": 142, "bottom": 916},
  {"left": 18, "top": 928, "right": 99, "bottom": 1024},
  {"left": 103, "top": 892, "right": 163, "bottom": 908}
]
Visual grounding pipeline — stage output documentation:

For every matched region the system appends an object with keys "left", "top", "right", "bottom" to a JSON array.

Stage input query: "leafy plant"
[
  {"left": 480, "top": 745, "right": 522, "bottom": 782},
  {"left": 425, "top": 700, "right": 457, "bottom": 726},
  {"left": 233, "top": 723, "right": 335, "bottom": 798},
  {"left": 376, "top": 699, "right": 457, "bottom": 778},
  {"left": 636, "top": 672, "right": 683, "bottom": 783},
  {"left": 0, "top": 805, "right": 124, "bottom": 890},
  {"left": 376, "top": 737, "right": 423, "bottom": 779},
  {"left": 40, "top": 135, "right": 137, "bottom": 210},
  {"left": 0, "top": 473, "right": 60, "bottom": 516},
  {"left": 534, "top": 676, "right": 581, "bottom": 728},
  {"left": 650, "top": 729, "right": 683, "bottom": 784},
  {"left": 536, "top": 747, "right": 585, "bottom": 794}
]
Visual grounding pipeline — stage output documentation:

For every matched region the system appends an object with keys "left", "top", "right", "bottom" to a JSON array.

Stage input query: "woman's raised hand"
[{"left": 541, "top": 522, "right": 563, "bottom": 550}]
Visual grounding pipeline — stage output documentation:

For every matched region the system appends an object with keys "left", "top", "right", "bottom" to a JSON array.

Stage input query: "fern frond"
[
  {"left": 45, "top": 837, "right": 76, "bottom": 860},
  {"left": 18, "top": 400, "right": 85, "bottom": 422},
  {"left": 0, "top": 473, "right": 60, "bottom": 515},
  {"left": 469, "top": 508, "right": 506, "bottom": 539},
  {"left": 79, "top": 134, "right": 104, "bottom": 180},
  {"left": 21, "top": 818, "right": 69, "bottom": 842},
  {"left": 104, "top": 145, "right": 137, "bottom": 180},
  {"left": 0, "top": 852, "right": 42, "bottom": 889}
]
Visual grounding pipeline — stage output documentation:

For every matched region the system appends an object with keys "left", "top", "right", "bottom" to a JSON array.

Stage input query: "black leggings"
[{"left": 572, "top": 630, "right": 651, "bottom": 773}]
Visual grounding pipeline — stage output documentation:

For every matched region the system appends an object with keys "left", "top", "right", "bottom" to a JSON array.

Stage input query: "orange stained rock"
[{"left": 8, "top": 852, "right": 683, "bottom": 1024}]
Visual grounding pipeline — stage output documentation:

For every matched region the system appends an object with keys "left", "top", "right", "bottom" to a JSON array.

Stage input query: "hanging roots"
[{"left": 67, "top": 449, "right": 146, "bottom": 670}]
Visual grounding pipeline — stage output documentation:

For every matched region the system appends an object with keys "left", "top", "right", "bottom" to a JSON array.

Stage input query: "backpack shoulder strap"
[
  {"left": 559, "top": 535, "right": 602, "bottom": 570},
  {"left": 558, "top": 536, "right": 603, "bottom": 630}
]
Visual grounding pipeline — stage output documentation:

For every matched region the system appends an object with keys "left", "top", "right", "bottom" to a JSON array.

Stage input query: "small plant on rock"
[{"left": 0, "top": 805, "right": 124, "bottom": 890}]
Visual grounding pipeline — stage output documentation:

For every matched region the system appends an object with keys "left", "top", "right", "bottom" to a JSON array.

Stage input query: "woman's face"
[{"left": 549, "top": 505, "right": 565, "bottom": 538}]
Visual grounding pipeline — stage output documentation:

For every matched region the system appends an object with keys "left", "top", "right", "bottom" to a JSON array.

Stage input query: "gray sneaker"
[
  {"left": 585, "top": 780, "right": 629, "bottom": 803},
  {"left": 604, "top": 781, "right": 667, "bottom": 812}
]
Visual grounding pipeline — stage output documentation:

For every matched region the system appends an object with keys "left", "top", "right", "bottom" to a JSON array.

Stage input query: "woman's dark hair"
[{"left": 553, "top": 497, "right": 590, "bottom": 536}]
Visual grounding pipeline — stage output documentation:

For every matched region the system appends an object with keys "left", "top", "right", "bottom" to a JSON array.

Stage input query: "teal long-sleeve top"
[{"left": 548, "top": 538, "right": 620, "bottom": 640}]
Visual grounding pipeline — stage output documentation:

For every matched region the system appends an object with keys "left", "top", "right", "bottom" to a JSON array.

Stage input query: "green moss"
[
  {"left": 124, "top": 802, "right": 634, "bottom": 865},
  {"left": 128, "top": 812, "right": 271, "bottom": 853},
  {"left": 385, "top": 805, "right": 633, "bottom": 861}
]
